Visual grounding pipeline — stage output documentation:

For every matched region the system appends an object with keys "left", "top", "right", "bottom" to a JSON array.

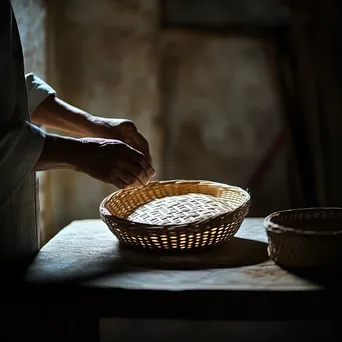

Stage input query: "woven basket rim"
[
  {"left": 264, "top": 207, "right": 342, "bottom": 236},
  {"left": 100, "top": 179, "right": 250, "bottom": 230}
]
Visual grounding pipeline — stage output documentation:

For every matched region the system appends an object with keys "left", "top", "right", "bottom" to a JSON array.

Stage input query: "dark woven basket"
[
  {"left": 100, "top": 180, "right": 250, "bottom": 251},
  {"left": 264, "top": 208, "right": 342, "bottom": 269}
]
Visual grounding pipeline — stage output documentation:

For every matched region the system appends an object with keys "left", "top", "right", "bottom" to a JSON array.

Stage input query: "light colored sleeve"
[
  {"left": 0, "top": 122, "right": 45, "bottom": 206},
  {"left": 25, "top": 73, "right": 56, "bottom": 115}
]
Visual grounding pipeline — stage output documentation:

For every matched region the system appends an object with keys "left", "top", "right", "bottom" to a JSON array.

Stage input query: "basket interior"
[
  {"left": 104, "top": 181, "right": 248, "bottom": 224},
  {"left": 127, "top": 193, "right": 235, "bottom": 225},
  {"left": 269, "top": 208, "right": 342, "bottom": 233}
]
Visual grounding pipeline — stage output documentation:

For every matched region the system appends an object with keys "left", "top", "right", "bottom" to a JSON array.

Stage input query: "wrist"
[
  {"left": 34, "top": 133, "right": 82, "bottom": 171},
  {"left": 82, "top": 115, "right": 110, "bottom": 138}
]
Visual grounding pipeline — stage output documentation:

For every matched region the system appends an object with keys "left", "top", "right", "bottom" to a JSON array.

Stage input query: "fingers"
[
  {"left": 131, "top": 132, "right": 153, "bottom": 164},
  {"left": 119, "top": 160, "right": 152, "bottom": 188},
  {"left": 103, "top": 140, "right": 156, "bottom": 190},
  {"left": 139, "top": 136, "right": 152, "bottom": 163},
  {"left": 133, "top": 151, "right": 155, "bottom": 178},
  {"left": 110, "top": 172, "right": 139, "bottom": 189},
  {"left": 128, "top": 163, "right": 150, "bottom": 186},
  {"left": 120, "top": 171, "right": 144, "bottom": 188},
  {"left": 110, "top": 164, "right": 148, "bottom": 189},
  {"left": 112, "top": 176, "right": 128, "bottom": 189}
]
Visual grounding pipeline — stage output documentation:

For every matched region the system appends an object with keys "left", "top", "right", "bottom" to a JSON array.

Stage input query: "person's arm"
[
  {"left": 29, "top": 78, "right": 152, "bottom": 162},
  {"left": 33, "top": 133, "right": 78, "bottom": 172},
  {"left": 25, "top": 75, "right": 155, "bottom": 183},
  {"left": 26, "top": 73, "right": 94, "bottom": 136},
  {"left": 34, "top": 134, "right": 155, "bottom": 189},
  {"left": 29, "top": 89, "right": 94, "bottom": 137},
  {"left": 0, "top": 122, "right": 45, "bottom": 206}
]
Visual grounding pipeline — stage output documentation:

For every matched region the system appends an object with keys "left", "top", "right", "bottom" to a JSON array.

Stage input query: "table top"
[{"left": 8, "top": 218, "right": 341, "bottom": 319}]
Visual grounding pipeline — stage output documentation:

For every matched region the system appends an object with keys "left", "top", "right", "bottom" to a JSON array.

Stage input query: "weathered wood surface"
[
  {"left": 23, "top": 218, "right": 336, "bottom": 290},
  {"left": 5, "top": 218, "right": 339, "bottom": 320}
]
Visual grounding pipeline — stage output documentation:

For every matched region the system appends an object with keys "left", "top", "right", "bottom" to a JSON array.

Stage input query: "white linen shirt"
[{"left": 0, "top": 2, "right": 55, "bottom": 266}]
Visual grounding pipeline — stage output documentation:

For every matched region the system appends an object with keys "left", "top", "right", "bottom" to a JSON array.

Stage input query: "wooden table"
[{"left": 2, "top": 218, "right": 341, "bottom": 341}]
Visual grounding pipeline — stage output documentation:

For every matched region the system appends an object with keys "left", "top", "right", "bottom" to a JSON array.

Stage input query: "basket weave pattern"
[
  {"left": 264, "top": 208, "right": 342, "bottom": 268},
  {"left": 100, "top": 180, "right": 250, "bottom": 251},
  {"left": 127, "top": 193, "right": 235, "bottom": 225}
]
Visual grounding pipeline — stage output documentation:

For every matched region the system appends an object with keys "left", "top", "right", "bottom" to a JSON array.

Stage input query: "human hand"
[
  {"left": 88, "top": 117, "right": 152, "bottom": 163},
  {"left": 35, "top": 134, "right": 155, "bottom": 189},
  {"left": 75, "top": 137, "right": 155, "bottom": 189}
]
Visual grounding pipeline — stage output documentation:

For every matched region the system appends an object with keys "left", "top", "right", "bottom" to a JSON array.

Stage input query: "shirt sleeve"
[
  {"left": 25, "top": 73, "right": 56, "bottom": 115},
  {"left": 0, "top": 3, "right": 49, "bottom": 207},
  {"left": 0, "top": 122, "right": 45, "bottom": 207}
]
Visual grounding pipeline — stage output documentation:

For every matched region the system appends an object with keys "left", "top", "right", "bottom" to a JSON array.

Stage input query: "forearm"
[
  {"left": 34, "top": 133, "right": 81, "bottom": 171},
  {"left": 0, "top": 121, "right": 45, "bottom": 206},
  {"left": 31, "top": 95, "right": 95, "bottom": 137}
]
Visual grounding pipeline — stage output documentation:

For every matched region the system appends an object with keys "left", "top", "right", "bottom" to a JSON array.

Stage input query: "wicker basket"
[
  {"left": 100, "top": 180, "right": 250, "bottom": 251},
  {"left": 264, "top": 208, "right": 342, "bottom": 269}
]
